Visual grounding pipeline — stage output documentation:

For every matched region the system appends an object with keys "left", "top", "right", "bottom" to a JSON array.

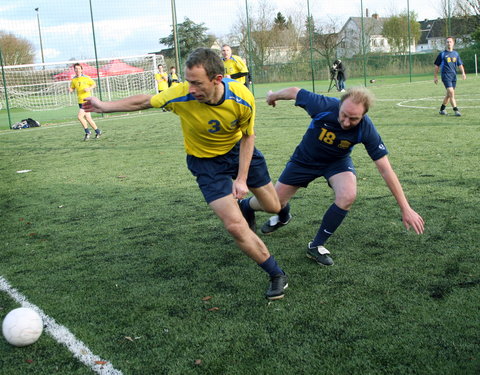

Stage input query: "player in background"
[
  {"left": 242, "top": 87, "right": 425, "bottom": 266},
  {"left": 221, "top": 44, "right": 250, "bottom": 88},
  {"left": 83, "top": 48, "right": 288, "bottom": 300},
  {"left": 168, "top": 66, "right": 181, "bottom": 88},
  {"left": 69, "top": 63, "right": 102, "bottom": 141},
  {"left": 155, "top": 64, "right": 168, "bottom": 93},
  {"left": 434, "top": 36, "right": 466, "bottom": 116}
]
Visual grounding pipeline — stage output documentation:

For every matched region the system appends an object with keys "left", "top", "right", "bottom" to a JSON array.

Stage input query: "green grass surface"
[{"left": 1, "top": 78, "right": 479, "bottom": 374}]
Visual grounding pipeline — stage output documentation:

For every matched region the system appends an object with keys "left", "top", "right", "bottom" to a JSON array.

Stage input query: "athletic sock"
[
  {"left": 95, "top": 128, "right": 101, "bottom": 134},
  {"left": 278, "top": 203, "right": 291, "bottom": 223},
  {"left": 440, "top": 104, "right": 446, "bottom": 111},
  {"left": 311, "top": 203, "right": 349, "bottom": 247},
  {"left": 258, "top": 255, "right": 284, "bottom": 276},
  {"left": 239, "top": 197, "right": 254, "bottom": 214},
  {"left": 84, "top": 129, "right": 91, "bottom": 134},
  {"left": 453, "top": 107, "right": 459, "bottom": 111}
]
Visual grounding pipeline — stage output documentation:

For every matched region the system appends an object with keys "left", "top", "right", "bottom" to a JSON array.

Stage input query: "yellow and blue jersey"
[
  {"left": 70, "top": 75, "right": 96, "bottom": 104},
  {"left": 292, "top": 89, "right": 388, "bottom": 166},
  {"left": 150, "top": 78, "right": 255, "bottom": 158},
  {"left": 434, "top": 50, "right": 463, "bottom": 81},
  {"left": 155, "top": 72, "right": 168, "bottom": 91},
  {"left": 223, "top": 55, "right": 249, "bottom": 85}
]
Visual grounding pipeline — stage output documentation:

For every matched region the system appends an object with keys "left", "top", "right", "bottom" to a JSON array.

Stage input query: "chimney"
[{"left": 366, "top": 8, "right": 369, "bottom": 18}]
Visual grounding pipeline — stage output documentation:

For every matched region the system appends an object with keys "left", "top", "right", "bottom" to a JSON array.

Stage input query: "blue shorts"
[
  {"left": 187, "top": 143, "right": 271, "bottom": 204},
  {"left": 278, "top": 158, "right": 356, "bottom": 188},
  {"left": 442, "top": 79, "right": 457, "bottom": 89}
]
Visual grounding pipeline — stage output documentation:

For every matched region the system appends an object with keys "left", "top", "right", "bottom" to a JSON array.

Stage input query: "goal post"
[{"left": 0, "top": 54, "right": 163, "bottom": 113}]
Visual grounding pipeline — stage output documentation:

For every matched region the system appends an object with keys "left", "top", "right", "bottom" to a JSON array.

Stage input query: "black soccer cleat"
[
  {"left": 306, "top": 242, "right": 334, "bottom": 266},
  {"left": 265, "top": 274, "right": 288, "bottom": 300},
  {"left": 261, "top": 214, "right": 292, "bottom": 234}
]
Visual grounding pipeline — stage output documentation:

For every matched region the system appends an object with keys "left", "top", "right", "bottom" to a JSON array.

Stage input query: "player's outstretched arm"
[
  {"left": 266, "top": 87, "right": 301, "bottom": 107},
  {"left": 374, "top": 156, "right": 425, "bottom": 234},
  {"left": 83, "top": 94, "right": 154, "bottom": 113}
]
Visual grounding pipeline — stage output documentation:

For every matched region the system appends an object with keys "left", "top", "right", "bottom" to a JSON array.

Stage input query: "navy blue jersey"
[
  {"left": 434, "top": 50, "right": 463, "bottom": 81},
  {"left": 290, "top": 89, "right": 388, "bottom": 168}
]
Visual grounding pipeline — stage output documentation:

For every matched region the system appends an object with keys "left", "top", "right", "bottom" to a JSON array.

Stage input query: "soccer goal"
[{"left": 0, "top": 54, "right": 163, "bottom": 111}]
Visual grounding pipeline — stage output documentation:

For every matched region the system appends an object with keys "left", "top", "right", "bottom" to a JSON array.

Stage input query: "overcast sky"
[{"left": 0, "top": 0, "right": 442, "bottom": 65}]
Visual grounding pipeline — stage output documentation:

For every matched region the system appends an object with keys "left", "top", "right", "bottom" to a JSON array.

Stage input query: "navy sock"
[
  {"left": 258, "top": 255, "right": 284, "bottom": 277},
  {"left": 95, "top": 128, "right": 101, "bottom": 134},
  {"left": 84, "top": 129, "right": 91, "bottom": 134},
  {"left": 239, "top": 197, "right": 254, "bottom": 214},
  {"left": 453, "top": 107, "right": 458, "bottom": 111},
  {"left": 440, "top": 104, "right": 446, "bottom": 111},
  {"left": 278, "top": 203, "right": 290, "bottom": 223},
  {"left": 311, "top": 203, "right": 348, "bottom": 247}
]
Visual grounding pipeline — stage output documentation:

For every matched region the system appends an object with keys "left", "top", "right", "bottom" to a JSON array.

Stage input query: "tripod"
[{"left": 327, "top": 68, "right": 338, "bottom": 92}]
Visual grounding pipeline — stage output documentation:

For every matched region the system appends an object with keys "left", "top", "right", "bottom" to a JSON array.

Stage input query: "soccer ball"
[
  {"left": 369, "top": 79, "right": 376, "bottom": 83},
  {"left": 2, "top": 307, "right": 43, "bottom": 346}
]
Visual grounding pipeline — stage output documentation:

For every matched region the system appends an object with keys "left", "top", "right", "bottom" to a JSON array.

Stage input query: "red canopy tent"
[
  {"left": 99, "top": 59, "right": 144, "bottom": 76},
  {"left": 53, "top": 63, "right": 100, "bottom": 81}
]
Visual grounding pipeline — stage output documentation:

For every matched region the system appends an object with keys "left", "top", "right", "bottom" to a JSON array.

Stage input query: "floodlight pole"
[
  {"left": 360, "top": 0, "right": 367, "bottom": 86},
  {"left": 35, "top": 8, "right": 45, "bottom": 67},
  {"left": 171, "top": 0, "right": 181, "bottom": 74},
  {"left": 306, "top": 0, "right": 315, "bottom": 93},
  {"left": 407, "top": 0, "right": 412, "bottom": 83},
  {"left": 88, "top": 0, "right": 104, "bottom": 108}
]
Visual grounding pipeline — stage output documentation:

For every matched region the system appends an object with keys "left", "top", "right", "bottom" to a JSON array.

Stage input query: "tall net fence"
[{"left": 1, "top": 0, "right": 478, "bottom": 127}]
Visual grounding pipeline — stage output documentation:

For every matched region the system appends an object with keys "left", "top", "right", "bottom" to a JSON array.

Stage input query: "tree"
[
  {"left": 304, "top": 17, "right": 344, "bottom": 66},
  {"left": 0, "top": 31, "right": 35, "bottom": 66},
  {"left": 382, "top": 11, "right": 421, "bottom": 54},
  {"left": 159, "top": 17, "right": 215, "bottom": 60},
  {"left": 274, "top": 12, "right": 288, "bottom": 30}
]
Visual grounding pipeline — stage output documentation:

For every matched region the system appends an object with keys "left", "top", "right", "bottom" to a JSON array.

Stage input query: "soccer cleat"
[
  {"left": 84, "top": 133, "right": 91, "bottom": 141},
  {"left": 261, "top": 214, "right": 292, "bottom": 234},
  {"left": 95, "top": 130, "right": 102, "bottom": 138},
  {"left": 265, "top": 273, "right": 288, "bottom": 300},
  {"left": 439, "top": 110, "right": 447, "bottom": 115},
  {"left": 306, "top": 242, "right": 334, "bottom": 266},
  {"left": 238, "top": 199, "right": 256, "bottom": 232},
  {"left": 454, "top": 110, "right": 461, "bottom": 117}
]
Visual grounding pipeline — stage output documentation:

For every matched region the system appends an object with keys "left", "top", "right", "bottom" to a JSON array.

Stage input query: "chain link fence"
[{"left": 1, "top": 0, "right": 478, "bottom": 127}]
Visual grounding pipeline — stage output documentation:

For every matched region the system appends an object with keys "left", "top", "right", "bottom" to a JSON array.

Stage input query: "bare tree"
[{"left": 0, "top": 31, "right": 35, "bottom": 66}]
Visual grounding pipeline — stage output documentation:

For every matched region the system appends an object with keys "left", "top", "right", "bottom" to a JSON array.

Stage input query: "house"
[
  {"left": 337, "top": 13, "right": 391, "bottom": 58},
  {"left": 417, "top": 16, "right": 480, "bottom": 52}
]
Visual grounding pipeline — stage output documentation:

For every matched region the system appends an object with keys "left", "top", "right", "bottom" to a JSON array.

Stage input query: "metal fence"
[{"left": 1, "top": 0, "right": 478, "bottom": 127}]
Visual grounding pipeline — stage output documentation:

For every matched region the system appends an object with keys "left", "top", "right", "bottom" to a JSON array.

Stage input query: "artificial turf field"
[{"left": 1, "top": 76, "right": 479, "bottom": 374}]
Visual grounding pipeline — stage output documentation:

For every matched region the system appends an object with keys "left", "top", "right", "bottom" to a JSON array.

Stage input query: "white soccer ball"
[{"left": 2, "top": 307, "right": 43, "bottom": 347}]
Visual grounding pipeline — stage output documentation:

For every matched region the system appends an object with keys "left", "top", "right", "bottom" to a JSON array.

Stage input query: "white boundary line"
[{"left": 0, "top": 276, "right": 123, "bottom": 375}]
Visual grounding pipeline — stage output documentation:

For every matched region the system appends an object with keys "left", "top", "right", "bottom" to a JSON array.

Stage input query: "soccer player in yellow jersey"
[
  {"left": 69, "top": 63, "right": 102, "bottom": 140},
  {"left": 221, "top": 44, "right": 250, "bottom": 87},
  {"left": 155, "top": 64, "right": 168, "bottom": 93},
  {"left": 168, "top": 66, "right": 180, "bottom": 87},
  {"left": 83, "top": 48, "right": 288, "bottom": 300}
]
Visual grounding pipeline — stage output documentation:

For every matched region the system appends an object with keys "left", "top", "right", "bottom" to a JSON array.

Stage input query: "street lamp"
[{"left": 34, "top": 7, "right": 45, "bottom": 65}]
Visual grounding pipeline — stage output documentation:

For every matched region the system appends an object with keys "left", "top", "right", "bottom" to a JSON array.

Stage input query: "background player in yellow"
[
  {"left": 69, "top": 63, "right": 102, "bottom": 140},
  {"left": 167, "top": 66, "right": 181, "bottom": 87},
  {"left": 83, "top": 48, "right": 288, "bottom": 300},
  {"left": 155, "top": 64, "right": 168, "bottom": 93},
  {"left": 221, "top": 44, "right": 250, "bottom": 88}
]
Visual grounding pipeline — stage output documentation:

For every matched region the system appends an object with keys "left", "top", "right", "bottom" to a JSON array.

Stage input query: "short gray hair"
[{"left": 340, "top": 87, "right": 375, "bottom": 114}]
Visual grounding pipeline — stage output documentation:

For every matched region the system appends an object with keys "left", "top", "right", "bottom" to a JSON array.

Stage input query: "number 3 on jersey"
[
  {"left": 208, "top": 120, "right": 221, "bottom": 133},
  {"left": 318, "top": 128, "right": 336, "bottom": 144}
]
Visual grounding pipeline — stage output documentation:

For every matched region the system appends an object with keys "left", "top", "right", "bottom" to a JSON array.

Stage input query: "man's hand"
[
  {"left": 434, "top": 77, "right": 438, "bottom": 85},
  {"left": 402, "top": 208, "right": 425, "bottom": 234},
  {"left": 82, "top": 97, "right": 102, "bottom": 113},
  {"left": 232, "top": 179, "right": 249, "bottom": 200},
  {"left": 266, "top": 90, "right": 277, "bottom": 107}
]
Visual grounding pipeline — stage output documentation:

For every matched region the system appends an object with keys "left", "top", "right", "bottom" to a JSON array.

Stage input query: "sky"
[{"left": 0, "top": 0, "right": 442, "bottom": 66}]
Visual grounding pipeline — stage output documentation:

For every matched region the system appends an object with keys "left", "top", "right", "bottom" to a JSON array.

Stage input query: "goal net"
[{"left": 0, "top": 54, "right": 163, "bottom": 111}]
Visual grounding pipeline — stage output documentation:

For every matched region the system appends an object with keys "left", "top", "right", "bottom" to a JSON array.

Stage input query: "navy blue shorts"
[
  {"left": 278, "top": 158, "right": 356, "bottom": 188},
  {"left": 442, "top": 79, "right": 457, "bottom": 89},
  {"left": 187, "top": 143, "right": 271, "bottom": 204}
]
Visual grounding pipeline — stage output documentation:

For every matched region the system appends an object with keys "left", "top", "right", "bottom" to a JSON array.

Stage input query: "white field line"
[
  {"left": 0, "top": 276, "right": 123, "bottom": 375},
  {"left": 0, "top": 111, "right": 162, "bottom": 136}
]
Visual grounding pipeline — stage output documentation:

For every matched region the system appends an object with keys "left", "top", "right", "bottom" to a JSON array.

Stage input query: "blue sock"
[
  {"left": 95, "top": 128, "right": 101, "bottom": 134},
  {"left": 278, "top": 203, "right": 290, "bottom": 223},
  {"left": 239, "top": 197, "right": 254, "bottom": 214},
  {"left": 258, "top": 255, "right": 284, "bottom": 277},
  {"left": 85, "top": 129, "right": 91, "bottom": 134},
  {"left": 311, "top": 203, "right": 348, "bottom": 247}
]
